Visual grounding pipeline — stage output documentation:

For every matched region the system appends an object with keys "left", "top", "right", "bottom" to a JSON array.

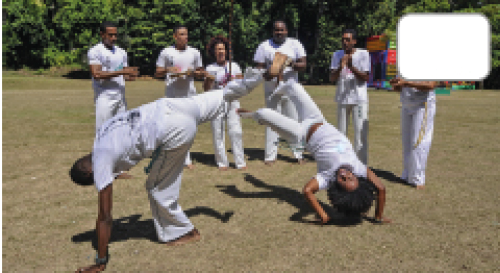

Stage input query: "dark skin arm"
[
  {"left": 390, "top": 79, "right": 436, "bottom": 92},
  {"left": 366, "top": 168, "right": 391, "bottom": 223},
  {"left": 347, "top": 55, "right": 369, "bottom": 82},
  {"left": 154, "top": 66, "right": 181, "bottom": 79},
  {"left": 89, "top": 65, "right": 139, "bottom": 81},
  {"left": 302, "top": 178, "right": 330, "bottom": 224},
  {"left": 292, "top": 56, "right": 307, "bottom": 72},
  {"left": 76, "top": 184, "right": 113, "bottom": 273}
]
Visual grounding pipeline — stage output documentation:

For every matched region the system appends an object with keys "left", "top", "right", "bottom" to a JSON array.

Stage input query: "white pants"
[
  {"left": 337, "top": 103, "right": 369, "bottom": 165},
  {"left": 145, "top": 116, "right": 197, "bottom": 242},
  {"left": 254, "top": 81, "right": 325, "bottom": 148},
  {"left": 401, "top": 101, "right": 436, "bottom": 186},
  {"left": 95, "top": 94, "right": 127, "bottom": 131},
  {"left": 210, "top": 100, "right": 246, "bottom": 168},
  {"left": 264, "top": 80, "right": 303, "bottom": 161}
]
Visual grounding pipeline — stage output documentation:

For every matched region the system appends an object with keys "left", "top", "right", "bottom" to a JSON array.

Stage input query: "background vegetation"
[{"left": 3, "top": 0, "right": 499, "bottom": 87}]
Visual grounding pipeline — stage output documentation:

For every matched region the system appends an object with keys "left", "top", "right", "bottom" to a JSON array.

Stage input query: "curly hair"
[
  {"left": 69, "top": 154, "right": 94, "bottom": 186},
  {"left": 206, "top": 35, "right": 230, "bottom": 60},
  {"left": 327, "top": 176, "right": 376, "bottom": 216}
]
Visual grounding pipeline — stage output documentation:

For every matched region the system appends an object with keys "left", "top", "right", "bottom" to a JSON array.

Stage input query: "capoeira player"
[
  {"left": 70, "top": 67, "right": 267, "bottom": 273},
  {"left": 329, "top": 29, "right": 370, "bottom": 165},
  {"left": 390, "top": 77, "right": 437, "bottom": 189},
  {"left": 237, "top": 80, "right": 391, "bottom": 225},
  {"left": 254, "top": 19, "right": 307, "bottom": 165},
  {"left": 204, "top": 35, "right": 247, "bottom": 171},
  {"left": 88, "top": 21, "right": 139, "bottom": 132},
  {"left": 155, "top": 25, "right": 206, "bottom": 169}
]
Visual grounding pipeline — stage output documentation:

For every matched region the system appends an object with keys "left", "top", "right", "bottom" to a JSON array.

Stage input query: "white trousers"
[
  {"left": 401, "top": 101, "right": 436, "bottom": 186},
  {"left": 210, "top": 100, "right": 246, "bottom": 168},
  {"left": 337, "top": 103, "right": 369, "bottom": 165},
  {"left": 264, "top": 81, "right": 303, "bottom": 161},
  {"left": 145, "top": 116, "right": 197, "bottom": 242},
  {"left": 95, "top": 94, "right": 127, "bottom": 131},
  {"left": 254, "top": 81, "right": 325, "bottom": 148}
]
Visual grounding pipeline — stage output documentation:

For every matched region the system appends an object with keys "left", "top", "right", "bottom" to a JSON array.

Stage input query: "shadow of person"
[
  {"left": 242, "top": 148, "right": 307, "bottom": 164},
  {"left": 371, "top": 168, "right": 415, "bottom": 188},
  {"left": 216, "top": 174, "right": 362, "bottom": 227},
  {"left": 190, "top": 151, "right": 217, "bottom": 167},
  {"left": 71, "top": 207, "right": 234, "bottom": 250}
]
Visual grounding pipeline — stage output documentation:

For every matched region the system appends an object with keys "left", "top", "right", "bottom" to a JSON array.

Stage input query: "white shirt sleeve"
[
  {"left": 232, "top": 62, "right": 242, "bottom": 75},
  {"left": 195, "top": 50, "right": 203, "bottom": 68},
  {"left": 330, "top": 51, "right": 340, "bottom": 70},
  {"left": 295, "top": 40, "right": 307, "bottom": 59},
  {"left": 360, "top": 51, "right": 370, "bottom": 72},
  {"left": 93, "top": 153, "right": 116, "bottom": 192},
  {"left": 123, "top": 51, "right": 129, "bottom": 67},
  {"left": 253, "top": 43, "right": 266, "bottom": 64},
  {"left": 87, "top": 47, "right": 101, "bottom": 65},
  {"left": 156, "top": 49, "right": 167, "bottom": 68},
  {"left": 315, "top": 173, "right": 331, "bottom": 191}
]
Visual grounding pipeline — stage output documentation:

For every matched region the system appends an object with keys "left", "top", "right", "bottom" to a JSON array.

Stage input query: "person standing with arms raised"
[
  {"left": 330, "top": 29, "right": 371, "bottom": 165},
  {"left": 155, "top": 25, "right": 206, "bottom": 170},
  {"left": 253, "top": 19, "right": 307, "bottom": 166}
]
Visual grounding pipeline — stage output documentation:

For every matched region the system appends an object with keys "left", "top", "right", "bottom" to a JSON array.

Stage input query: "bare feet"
[
  {"left": 218, "top": 166, "right": 229, "bottom": 171},
  {"left": 238, "top": 166, "right": 248, "bottom": 171},
  {"left": 165, "top": 228, "right": 201, "bottom": 246},
  {"left": 416, "top": 185, "right": 425, "bottom": 190},
  {"left": 185, "top": 164, "right": 195, "bottom": 170},
  {"left": 264, "top": 160, "right": 276, "bottom": 166},
  {"left": 116, "top": 172, "right": 133, "bottom": 179},
  {"left": 297, "top": 158, "right": 307, "bottom": 165}
]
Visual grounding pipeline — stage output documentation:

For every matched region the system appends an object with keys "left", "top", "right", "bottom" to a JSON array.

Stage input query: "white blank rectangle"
[{"left": 398, "top": 14, "right": 490, "bottom": 81}]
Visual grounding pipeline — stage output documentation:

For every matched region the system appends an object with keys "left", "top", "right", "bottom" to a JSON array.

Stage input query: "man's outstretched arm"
[{"left": 76, "top": 184, "right": 113, "bottom": 272}]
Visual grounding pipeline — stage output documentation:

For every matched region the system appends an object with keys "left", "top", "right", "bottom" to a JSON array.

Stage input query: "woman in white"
[
  {"left": 390, "top": 77, "right": 437, "bottom": 189},
  {"left": 237, "top": 80, "right": 390, "bottom": 225},
  {"left": 204, "top": 35, "right": 247, "bottom": 170}
]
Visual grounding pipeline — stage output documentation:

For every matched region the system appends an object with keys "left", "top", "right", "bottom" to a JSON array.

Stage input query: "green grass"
[{"left": 3, "top": 75, "right": 500, "bottom": 272}]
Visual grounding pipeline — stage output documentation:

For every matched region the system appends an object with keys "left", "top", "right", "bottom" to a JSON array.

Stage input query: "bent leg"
[{"left": 253, "top": 108, "right": 302, "bottom": 145}]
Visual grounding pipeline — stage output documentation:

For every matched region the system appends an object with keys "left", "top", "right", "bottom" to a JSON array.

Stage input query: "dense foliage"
[{"left": 3, "top": 0, "right": 499, "bottom": 87}]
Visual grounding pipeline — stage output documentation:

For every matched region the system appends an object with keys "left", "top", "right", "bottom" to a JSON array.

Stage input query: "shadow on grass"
[
  {"left": 190, "top": 149, "right": 314, "bottom": 168},
  {"left": 71, "top": 206, "right": 234, "bottom": 249},
  {"left": 371, "top": 168, "right": 415, "bottom": 188},
  {"left": 216, "top": 174, "right": 362, "bottom": 227},
  {"left": 243, "top": 148, "right": 315, "bottom": 163}
]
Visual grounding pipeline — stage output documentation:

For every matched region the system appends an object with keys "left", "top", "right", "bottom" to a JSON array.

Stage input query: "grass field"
[{"left": 3, "top": 75, "right": 499, "bottom": 272}]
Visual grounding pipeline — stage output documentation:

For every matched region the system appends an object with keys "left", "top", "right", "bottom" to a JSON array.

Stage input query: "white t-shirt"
[
  {"left": 253, "top": 38, "right": 306, "bottom": 82},
  {"left": 92, "top": 90, "right": 225, "bottom": 191},
  {"left": 305, "top": 123, "right": 367, "bottom": 191},
  {"left": 330, "top": 49, "right": 370, "bottom": 105},
  {"left": 156, "top": 46, "right": 203, "bottom": 98},
  {"left": 206, "top": 62, "right": 242, "bottom": 89},
  {"left": 87, "top": 43, "right": 128, "bottom": 100}
]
